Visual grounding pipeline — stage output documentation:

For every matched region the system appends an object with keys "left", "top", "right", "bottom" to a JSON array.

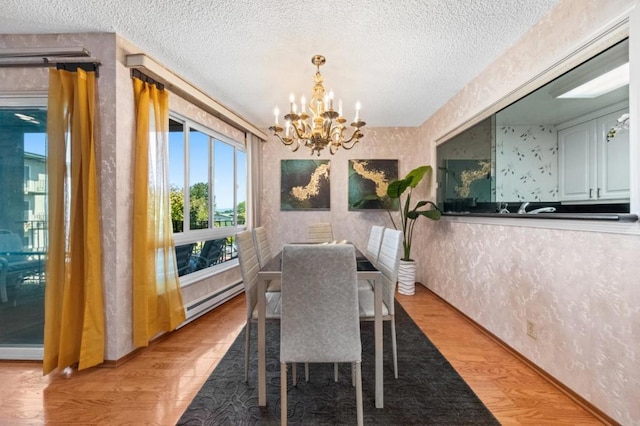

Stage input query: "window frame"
[{"left": 168, "top": 112, "right": 248, "bottom": 282}]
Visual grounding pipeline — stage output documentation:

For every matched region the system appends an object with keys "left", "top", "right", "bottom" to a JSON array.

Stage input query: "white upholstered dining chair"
[
  {"left": 236, "top": 230, "right": 281, "bottom": 382},
  {"left": 252, "top": 226, "right": 280, "bottom": 292},
  {"left": 252, "top": 226, "right": 273, "bottom": 268},
  {"left": 280, "top": 244, "right": 363, "bottom": 426},
  {"left": 358, "top": 227, "right": 402, "bottom": 378},
  {"left": 358, "top": 224, "right": 385, "bottom": 291},
  {"left": 306, "top": 222, "right": 334, "bottom": 243},
  {"left": 365, "top": 225, "right": 384, "bottom": 265}
]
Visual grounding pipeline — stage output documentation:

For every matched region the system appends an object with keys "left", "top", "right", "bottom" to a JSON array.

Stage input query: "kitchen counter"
[{"left": 444, "top": 212, "right": 638, "bottom": 222}]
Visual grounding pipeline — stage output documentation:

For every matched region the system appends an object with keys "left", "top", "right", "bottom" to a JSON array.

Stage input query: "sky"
[{"left": 24, "top": 133, "right": 46, "bottom": 156}]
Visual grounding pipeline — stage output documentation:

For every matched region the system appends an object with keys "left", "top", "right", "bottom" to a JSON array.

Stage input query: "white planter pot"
[{"left": 397, "top": 260, "right": 416, "bottom": 295}]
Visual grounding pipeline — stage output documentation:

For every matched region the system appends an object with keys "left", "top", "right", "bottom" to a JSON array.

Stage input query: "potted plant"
[
  {"left": 387, "top": 165, "right": 441, "bottom": 294},
  {"left": 357, "top": 165, "right": 441, "bottom": 294}
]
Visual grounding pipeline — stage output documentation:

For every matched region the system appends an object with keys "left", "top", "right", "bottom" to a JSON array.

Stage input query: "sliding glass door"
[{"left": 0, "top": 96, "right": 47, "bottom": 360}]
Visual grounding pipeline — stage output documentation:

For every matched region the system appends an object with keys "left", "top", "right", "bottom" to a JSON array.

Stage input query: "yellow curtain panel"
[
  {"left": 44, "top": 68, "right": 105, "bottom": 374},
  {"left": 132, "top": 77, "right": 185, "bottom": 348}
]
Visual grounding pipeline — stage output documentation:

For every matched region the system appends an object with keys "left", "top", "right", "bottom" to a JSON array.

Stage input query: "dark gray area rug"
[{"left": 178, "top": 302, "right": 499, "bottom": 425}]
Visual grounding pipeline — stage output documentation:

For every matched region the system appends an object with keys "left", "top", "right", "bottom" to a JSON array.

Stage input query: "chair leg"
[
  {"left": 334, "top": 363, "right": 339, "bottom": 382},
  {"left": 352, "top": 363, "right": 356, "bottom": 387},
  {"left": 292, "top": 362, "right": 297, "bottom": 386},
  {"left": 391, "top": 316, "right": 398, "bottom": 379},
  {"left": 244, "top": 320, "right": 251, "bottom": 382},
  {"left": 305, "top": 363, "right": 309, "bottom": 382},
  {"left": 281, "top": 362, "right": 287, "bottom": 426},
  {"left": 355, "top": 362, "right": 363, "bottom": 426}
]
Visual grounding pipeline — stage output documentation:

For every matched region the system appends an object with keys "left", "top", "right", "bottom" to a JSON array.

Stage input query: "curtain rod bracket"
[{"left": 56, "top": 62, "right": 100, "bottom": 77}]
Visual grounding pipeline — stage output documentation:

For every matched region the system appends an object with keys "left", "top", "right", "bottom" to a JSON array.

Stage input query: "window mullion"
[{"left": 183, "top": 123, "right": 190, "bottom": 233}]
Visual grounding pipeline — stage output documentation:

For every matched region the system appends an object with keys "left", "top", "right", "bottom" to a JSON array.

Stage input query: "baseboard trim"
[
  {"left": 102, "top": 286, "right": 243, "bottom": 368},
  {"left": 422, "top": 286, "right": 620, "bottom": 426}
]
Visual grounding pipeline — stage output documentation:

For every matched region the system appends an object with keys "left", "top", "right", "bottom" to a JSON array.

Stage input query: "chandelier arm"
[
  {"left": 273, "top": 133, "right": 294, "bottom": 146},
  {"left": 339, "top": 139, "right": 361, "bottom": 150},
  {"left": 337, "top": 128, "right": 362, "bottom": 146},
  {"left": 291, "top": 121, "right": 307, "bottom": 140},
  {"left": 272, "top": 132, "right": 302, "bottom": 152}
]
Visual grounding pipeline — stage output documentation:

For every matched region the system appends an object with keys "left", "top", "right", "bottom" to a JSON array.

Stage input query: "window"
[
  {"left": 0, "top": 99, "right": 48, "bottom": 353},
  {"left": 436, "top": 38, "right": 631, "bottom": 217},
  {"left": 168, "top": 116, "right": 247, "bottom": 279}
]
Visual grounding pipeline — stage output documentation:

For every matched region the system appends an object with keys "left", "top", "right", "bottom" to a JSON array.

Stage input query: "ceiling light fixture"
[
  {"left": 269, "top": 55, "right": 365, "bottom": 156},
  {"left": 556, "top": 62, "right": 629, "bottom": 98}
]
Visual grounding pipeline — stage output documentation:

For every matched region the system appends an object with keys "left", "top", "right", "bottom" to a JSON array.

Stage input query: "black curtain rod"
[
  {"left": 0, "top": 58, "right": 100, "bottom": 76},
  {"left": 131, "top": 68, "right": 165, "bottom": 90}
]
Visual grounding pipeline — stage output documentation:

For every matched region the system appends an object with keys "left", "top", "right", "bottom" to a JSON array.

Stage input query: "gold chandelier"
[{"left": 269, "top": 55, "right": 366, "bottom": 156}]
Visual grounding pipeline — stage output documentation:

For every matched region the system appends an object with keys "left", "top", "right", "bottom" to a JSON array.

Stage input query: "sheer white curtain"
[{"left": 247, "top": 133, "right": 264, "bottom": 228}]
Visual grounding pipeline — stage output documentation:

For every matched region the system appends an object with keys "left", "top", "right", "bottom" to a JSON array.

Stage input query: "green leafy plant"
[{"left": 355, "top": 165, "right": 441, "bottom": 261}]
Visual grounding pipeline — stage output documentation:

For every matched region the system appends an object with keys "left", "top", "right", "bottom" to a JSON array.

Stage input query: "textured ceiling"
[{"left": 2, "top": 0, "right": 560, "bottom": 128}]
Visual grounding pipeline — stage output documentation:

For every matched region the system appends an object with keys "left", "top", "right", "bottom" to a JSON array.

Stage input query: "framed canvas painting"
[
  {"left": 281, "top": 160, "right": 331, "bottom": 210},
  {"left": 348, "top": 159, "right": 399, "bottom": 210}
]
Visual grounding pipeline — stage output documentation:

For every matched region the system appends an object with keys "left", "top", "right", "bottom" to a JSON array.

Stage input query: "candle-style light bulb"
[
  {"left": 329, "top": 90, "right": 334, "bottom": 110},
  {"left": 338, "top": 99, "right": 343, "bottom": 117},
  {"left": 355, "top": 101, "right": 361, "bottom": 122},
  {"left": 301, "top": 96, "right": 306, "bottom": 113},
  {"left": 289, "top": 93, "right": 295, "bottom": 113},
  {"left": 274, "top": 107, "right": 279, "bottom": 125},
  {"left": 285, "top": 119, "right": 291, "bottom": 137}
]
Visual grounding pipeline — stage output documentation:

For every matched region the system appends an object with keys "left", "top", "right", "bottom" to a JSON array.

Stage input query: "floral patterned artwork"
[
  {"left": 348, "top": 159, "right": 398, "bottom": 210},
  {"left": 495, "top": 124, "right": 558, "bottom": 202},
  {"left": 280, "top": 160, "right": 330, "bottom": 210}
]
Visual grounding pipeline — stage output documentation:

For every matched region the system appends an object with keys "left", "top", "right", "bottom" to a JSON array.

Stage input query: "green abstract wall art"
[
  {"left": 281, "top": 160, "right": 331, "bottom": 210},
  {"left": 348, "top": 159, "right": 398, "bottom": 210}
]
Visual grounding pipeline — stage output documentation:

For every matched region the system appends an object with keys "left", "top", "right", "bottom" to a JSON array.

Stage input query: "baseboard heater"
[{"left": 181, "top": 280, "right": 244, "bottom": 326}]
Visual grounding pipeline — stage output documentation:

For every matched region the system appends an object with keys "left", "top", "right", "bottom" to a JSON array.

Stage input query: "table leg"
[
  {"left": 258, "top": 278, "right": 267, "bottom": 406},
  {"left": 374, "top": 273, "right": 384, "bottom": 408}
]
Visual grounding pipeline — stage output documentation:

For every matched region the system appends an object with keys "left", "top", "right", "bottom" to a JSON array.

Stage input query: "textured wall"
[{"left": 416, "top": 0, "right": 640, "bottom": 423}]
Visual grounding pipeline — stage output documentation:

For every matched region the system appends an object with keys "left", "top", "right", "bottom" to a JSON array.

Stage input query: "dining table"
[{"left": 256, "top": 243, "right": 385, "bottom": 408}]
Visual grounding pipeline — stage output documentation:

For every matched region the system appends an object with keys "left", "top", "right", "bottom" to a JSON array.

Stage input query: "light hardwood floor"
[{"left": 0, "top": 285, "right": 606, "bottom": 425}]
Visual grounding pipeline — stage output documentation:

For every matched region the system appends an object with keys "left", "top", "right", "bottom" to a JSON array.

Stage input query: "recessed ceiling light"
[{"left": 556, "top": 62, "right": 629, "bottom": 98}]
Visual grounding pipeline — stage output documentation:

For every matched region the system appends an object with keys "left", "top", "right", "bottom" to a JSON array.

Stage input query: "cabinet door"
[
  {"left": 596, "top": 109, "right": 629, "bottom": 200},
  {"left": 558, "top": 121, "right": 596, "bottom": 201}
]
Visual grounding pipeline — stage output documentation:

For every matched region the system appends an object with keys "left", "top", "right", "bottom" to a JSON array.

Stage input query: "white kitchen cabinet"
[{"left": 558, "top": 108, "right": 629, "bottom": 202}]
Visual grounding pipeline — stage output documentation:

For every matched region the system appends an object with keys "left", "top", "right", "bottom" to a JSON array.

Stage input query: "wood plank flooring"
[{"left": 0, "top": 285, "right": 605, "bottom": 425}]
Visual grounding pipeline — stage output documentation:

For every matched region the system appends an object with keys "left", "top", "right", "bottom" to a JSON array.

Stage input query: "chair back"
[
  {"left": 377, "top": 228, "right": 402, "bottom": 314},
  {"left": 280, "top": 244, "right": 361, "bottom": 363},
  {"left": 306, "top": 222, "right": 334, "bottom": 243},
  {"left": 236, "top": 230, "right": 260, "bottom": 317},
  {"left": 252, "top": 226, "right": 273, "bottom": 268},
  {"left": 174, "top": 243, "right": 194, "bottom": 276},
  {"left": 200, "top": 238, "right": 226, "bottom": 266},
  {"left": 0, "top": 230, "right": 26, "bottom": 261},
  {"left": 365, "top": 225, "right": 384, "bottom": 265}
]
